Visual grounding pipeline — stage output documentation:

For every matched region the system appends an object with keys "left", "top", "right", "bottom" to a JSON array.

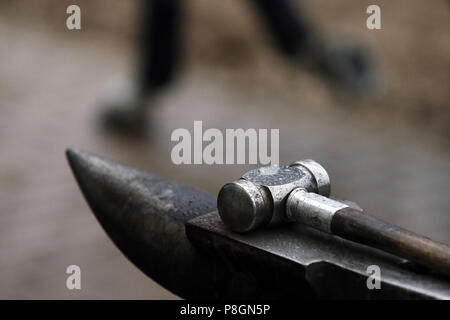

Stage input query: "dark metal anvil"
[{"left": 66, "top": 149, "right": 450, "bottom": 299}]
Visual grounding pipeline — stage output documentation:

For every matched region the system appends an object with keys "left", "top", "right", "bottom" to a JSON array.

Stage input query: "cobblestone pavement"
[{"left": 0, "top": 16, "right": 449, "bottom": 299}]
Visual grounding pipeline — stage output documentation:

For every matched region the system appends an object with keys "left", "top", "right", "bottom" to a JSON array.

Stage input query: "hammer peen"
[{"left": 217, "top": 160, "right": 450, "bottom": 277}]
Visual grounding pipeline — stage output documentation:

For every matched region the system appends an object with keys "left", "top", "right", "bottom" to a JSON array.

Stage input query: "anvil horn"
[
  {"left": 66, "top": 149, "right": 450, "bottom": 299},
  {"left": 66, "top": 149, "right": 218, "bottom": 298}
]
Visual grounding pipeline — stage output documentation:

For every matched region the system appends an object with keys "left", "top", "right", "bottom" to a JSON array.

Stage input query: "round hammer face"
[{"left": 217, "top": 180, "right": 271, "bottom": 233}]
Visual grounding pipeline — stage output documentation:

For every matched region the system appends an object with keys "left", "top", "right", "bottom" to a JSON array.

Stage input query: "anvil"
[{"left": 66, "top": 149, "right": 450, "bottom": 299}]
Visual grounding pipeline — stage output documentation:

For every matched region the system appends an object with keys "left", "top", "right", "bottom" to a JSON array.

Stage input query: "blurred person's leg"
[
  {"left": 102, "top": 0, "right": 182, "bottom": 133},
  {"left": 248, "top": 0, "right": 377, "bottom": 96},
  {"left": 138, "top": 0, "right": 182, "bottom": 93}
]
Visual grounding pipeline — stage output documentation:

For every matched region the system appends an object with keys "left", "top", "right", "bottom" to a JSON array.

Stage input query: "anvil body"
[{"left": 66, "top": 149, "right": 450, "bottom": 299}]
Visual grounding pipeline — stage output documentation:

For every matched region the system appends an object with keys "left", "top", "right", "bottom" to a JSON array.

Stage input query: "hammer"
[{"left": 217, "top": 160, "right": 450, "bottom": 277}]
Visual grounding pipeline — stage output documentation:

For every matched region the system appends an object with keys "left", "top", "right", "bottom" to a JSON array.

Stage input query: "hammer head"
[{"left": 217, "top": 160, "right": 331, "bottom": 233}]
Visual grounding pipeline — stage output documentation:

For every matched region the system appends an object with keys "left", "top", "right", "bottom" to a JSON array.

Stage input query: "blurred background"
[{"left": 0, "top": 0, "right": 448, "bottom": 299}]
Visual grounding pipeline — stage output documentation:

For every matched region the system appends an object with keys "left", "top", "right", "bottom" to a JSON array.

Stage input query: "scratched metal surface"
[{"left": 187, "top": 212, "right": 450, "bottom": 299}]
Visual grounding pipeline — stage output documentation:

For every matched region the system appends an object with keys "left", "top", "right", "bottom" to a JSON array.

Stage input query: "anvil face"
[{"left": 66, "top": 149, "right": 450, "bottom": 299}]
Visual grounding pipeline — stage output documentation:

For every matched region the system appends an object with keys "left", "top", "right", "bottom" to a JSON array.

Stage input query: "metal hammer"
[{"left": 217, "top": 160, "right": 450, "bottom": 277}]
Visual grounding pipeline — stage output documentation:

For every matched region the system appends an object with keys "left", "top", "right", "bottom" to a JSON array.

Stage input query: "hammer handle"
[{"left": 331, "top": 207, "right": 450, "bottom": 277}]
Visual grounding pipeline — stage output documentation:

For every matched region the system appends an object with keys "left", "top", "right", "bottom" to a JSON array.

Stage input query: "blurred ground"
[{"left": 0, "top": 0, "right": 449, "bottom": 299}]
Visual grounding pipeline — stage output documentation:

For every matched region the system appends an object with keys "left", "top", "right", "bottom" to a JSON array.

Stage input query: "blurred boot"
[
  {"left": 101, "top": 86, "right": 150, "bottom": 135},
  {"left": 250, "top": 0, "right": 378, "bottom": 97},
  {"left": 100, "top": 0, "right": 182, "bottom": 135},
  {"left": 297, "top": 36, "right": 377, "bottom": 97}
]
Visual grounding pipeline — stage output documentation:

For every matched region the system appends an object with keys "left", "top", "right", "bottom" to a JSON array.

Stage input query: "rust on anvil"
[{"left": 66, "top": 149, "right": 450, "bottom": 299}]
